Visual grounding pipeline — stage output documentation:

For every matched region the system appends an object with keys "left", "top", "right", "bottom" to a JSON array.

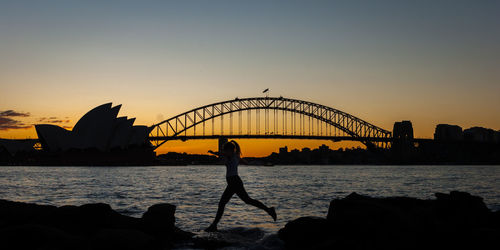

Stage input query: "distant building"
[
  {"left": 393, "top": 121, "right": 414, "bottom": 140},
  {"left": 0, "top": 139, "right": 36, "bottom": 156},
  {"left": 318, "top": 144, "right": 331, "bottom": 164},
  {"left": 434, "top": 124, "right": 463, "bottom": 142},
  {"left": 35, "top": 103, "right": 151, "bottom": 152},
  {"left": 319, "top": 144, "right": 330, "bottom": 152},
  {"left": 301, "top": 147, "right": 311, "bottom": 153},
  {"left": 290, "top": 148, "right": 300, "bottom": 158},
  {"left": 278, "top": 146, "right": 289, "bottom": 163},
  {"left": 463, "top": 127, "right": 496, "bottom": 143},
  {"left": 392, "top": 120, "right": 414, "bottom": 154},
  {"left": 279, "top": 146, "right": 288, "bottom": 155}
]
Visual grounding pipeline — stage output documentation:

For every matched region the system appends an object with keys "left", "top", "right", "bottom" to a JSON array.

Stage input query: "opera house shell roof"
[{"left": 35, "top": 103, "right": 151, "bottom": 152}]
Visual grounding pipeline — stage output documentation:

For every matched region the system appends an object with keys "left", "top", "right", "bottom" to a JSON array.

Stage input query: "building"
[
  {"left": 35, "top": 103, "right": 151, "bottom": 152},
  {"left": 392, "top": 120, "right": 414, "bottom": 155},
  {"left": 463, "top": 127, "right": 496, "bottom": 143},
  {"left": 0, "top": 139, "right": 36, "bottom": 156},
  {"left": 434, "top": 124, "right": 463, "bottom": 142},
  {"left": 393, "top": 121, "right": 414, "bottom": 140},
  {"left": 279, "top": 146, "right": 288, "bottom": 155},
  {"left": 318, "top": 144, "right": 330, "bottom": 153},
  {"left": 300, "top": 147, "right": 311, "bottom": 163}
]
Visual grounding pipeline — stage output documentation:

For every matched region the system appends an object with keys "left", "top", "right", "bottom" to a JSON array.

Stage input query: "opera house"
[{"left": 34, "top": 103, "right": 154, "bottom": 165}]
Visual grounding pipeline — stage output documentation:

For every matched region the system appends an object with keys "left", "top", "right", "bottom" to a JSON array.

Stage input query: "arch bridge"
[{"left": 149, "top": 97, "right": 392, "bottom": 149}]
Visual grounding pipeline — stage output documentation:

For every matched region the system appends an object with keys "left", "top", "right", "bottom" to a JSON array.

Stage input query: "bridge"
[{"left": 149, "top": 96, "right": 394, "bottom": 149}]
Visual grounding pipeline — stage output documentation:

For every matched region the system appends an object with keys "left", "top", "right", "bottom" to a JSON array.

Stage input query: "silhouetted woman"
[{"left": 205, "top": 140, "right": 276, "bottom": 232}]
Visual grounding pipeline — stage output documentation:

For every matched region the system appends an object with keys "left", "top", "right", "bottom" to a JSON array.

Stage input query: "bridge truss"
[{"left": 149, "top": 97, "right": 392, "bottom": 149}]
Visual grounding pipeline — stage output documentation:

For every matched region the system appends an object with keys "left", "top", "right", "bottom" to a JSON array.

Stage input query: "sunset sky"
[{"left": 1, "top": 0, "right": 499, "bottom": 156}]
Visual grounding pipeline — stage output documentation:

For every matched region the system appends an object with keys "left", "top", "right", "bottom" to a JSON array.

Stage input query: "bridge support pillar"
[
  {"left": 218, "top": 137, "right": 228, "bottom": 154},
  {"left": 392, "top": 120, "right": 414, "bottom": 156}
]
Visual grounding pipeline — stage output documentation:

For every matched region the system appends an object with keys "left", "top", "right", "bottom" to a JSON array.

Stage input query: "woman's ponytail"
[{"left": 230, "top": 140, "right": 241, "bottom": 156}]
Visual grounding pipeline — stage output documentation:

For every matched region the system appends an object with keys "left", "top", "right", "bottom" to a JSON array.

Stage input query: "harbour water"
[{"left": 0, "top": 165, "right": 499, "bottom": 234}]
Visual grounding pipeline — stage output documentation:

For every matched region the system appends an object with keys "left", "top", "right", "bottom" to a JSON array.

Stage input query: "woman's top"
[{"left": 225, "top": 154, "right": 240, "bottom": 177}]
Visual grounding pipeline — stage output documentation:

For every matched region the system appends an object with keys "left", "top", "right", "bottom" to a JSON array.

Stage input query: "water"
[{"left": 0, "top": 165, "right": 499, "bottom": 235}]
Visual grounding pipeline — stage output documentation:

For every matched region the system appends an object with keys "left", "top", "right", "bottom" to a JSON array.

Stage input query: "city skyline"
[{"left": 1, "top": 0, "right": 499, "bottom": 156}]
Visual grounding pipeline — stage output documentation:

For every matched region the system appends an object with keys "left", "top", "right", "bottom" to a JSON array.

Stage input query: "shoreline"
[{"left": 1, "top": 191, "right": 499, "bottom": 249}]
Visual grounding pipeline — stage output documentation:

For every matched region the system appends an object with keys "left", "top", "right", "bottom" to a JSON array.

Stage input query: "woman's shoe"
[
  {"left": 204, "top": 224, "right": 218, "bottom": 232},
  {"left": 269, "top": 207, "right": 277, "bottom": 221}
]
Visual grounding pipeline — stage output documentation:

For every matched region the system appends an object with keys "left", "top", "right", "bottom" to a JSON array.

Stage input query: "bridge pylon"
[{"left": 218, "top": 137, "right": 228, "bottom": 154}]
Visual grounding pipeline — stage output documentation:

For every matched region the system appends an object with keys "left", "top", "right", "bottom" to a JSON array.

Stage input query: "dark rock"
[
  {"left": 49, "top": 203, "right": 142, "bottom": 236},
  {"left": 278, "top": 216, "right": 333, "bottom": 250},
  {"left": 192, "top": 228, "right": 267, "bottom": 249},
  {"left": 0, "top": 199, "right": 58, "bottom": 227},
  {"left": 0, "top": 199, "right": 192, "bottom": 249},
  {"left": 0, "top": 224, "right": 82, "bottom": 250},
  {"left": 492, "top": 210, "right": 500, "bottom": 228},
  {"left": 142, "top": 203, "right": 176, "bottom": 231},
  {"left": 192, "top": 234, "right": 232, "bottom": 249},
  {"left": 257, "top": 233, "right": 286, "bottom": 250},
  {"left": 141, "top": 203, "right": 194, "bottom": 243},
  {"left": 88, "top": 228, "right": 156, "bottom": 250},
  {"left": 434, "top": 191, "right": 491, "bottom": 228},
  {"left": 280, "top": 191, "right": 499, "bottom": 250}
]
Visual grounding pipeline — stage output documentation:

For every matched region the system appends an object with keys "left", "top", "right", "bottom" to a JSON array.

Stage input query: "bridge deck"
[{"left": 149, "top": 135, "right": 433, "bottom": 143}]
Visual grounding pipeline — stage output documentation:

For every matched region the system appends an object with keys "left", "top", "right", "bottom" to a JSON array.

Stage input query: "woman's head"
[{"left": 223, "top": 140, "right": 241, "bottom": 156}]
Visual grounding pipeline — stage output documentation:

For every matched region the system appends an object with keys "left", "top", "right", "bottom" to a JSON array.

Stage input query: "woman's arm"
[
  {"left": 208, "top": 150, "right": 222, "bottom": 157},
  {"left": 239, "top": 157, "right": 249, "bottom": 165}
]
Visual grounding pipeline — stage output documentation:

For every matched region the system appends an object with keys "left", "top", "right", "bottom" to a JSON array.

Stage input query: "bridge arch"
[{"left": 149, "top": 97, "right": 391, "bottom": 149}]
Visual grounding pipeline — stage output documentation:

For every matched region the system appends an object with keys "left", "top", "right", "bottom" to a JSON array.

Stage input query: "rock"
[
  {"left": 192, "top": 233, "right": 232, "bottom": 249},
  {"left": 49, "top": 203, "right": 142, "bottom": 236},
  {"left": 492, "top": 210, "right": 500, "bottom": 228},
  {"left": 141, "top": 203, "right": 190, "bottom": 243},
  {"left": 88, "top": 228, "right": 156, "bottom": 250},
  {"left": 142, "top": 203, "right": 176, "bottom": 231},
  {"left": 253, "top": 233, "right": 285, "bottom": 250},
  {"left": 0, "top": 199, "right": 191, "bottom": 249},
  {"left": 280, "top": 191, "right": 499, "bottom": 250},
  {"left": 0, "top": 199, "right": 58, "bottom": 227},
  {"left": 193, "top": 227, "right": 266, "bottom": 249},
  {"left": 327, "top": 192, "right": 432, "bottom": 233},
  {"left": 0, "top": 224, "right": 82, "bottom": 250},
  {"left": 434, "top": 191, "right": 491, "bottom": 228},
  {"left": 278, "top": 216, "right": 332, "bottom": 250}
]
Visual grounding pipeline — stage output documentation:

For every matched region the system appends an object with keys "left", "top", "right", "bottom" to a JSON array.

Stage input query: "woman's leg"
[
  {"left": 234, "top": 177, "right": 277, "bottom": 221},
  {"left": 206, "top": 185, "right": 234, "bottom": 231}
]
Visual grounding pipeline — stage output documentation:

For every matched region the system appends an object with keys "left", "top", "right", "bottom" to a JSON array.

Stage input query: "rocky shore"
[
  {"left": 1, "top": 191, "right": 498, "bottom": 249},
  {"left": 0, "top": 199, "right": 194, "bottom": 250},
  {"left": 279, "top": 191, "right": 499, "bottom": 250}
]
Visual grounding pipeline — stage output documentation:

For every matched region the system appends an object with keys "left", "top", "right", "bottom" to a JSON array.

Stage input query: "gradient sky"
[{"left": 1, "top": 0, "right": 499, "bottom": 156}]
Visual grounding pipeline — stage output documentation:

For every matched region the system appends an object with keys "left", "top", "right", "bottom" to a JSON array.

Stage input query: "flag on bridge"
[{"left": 263, "top": 88, "right": 269, "bottom": 93}]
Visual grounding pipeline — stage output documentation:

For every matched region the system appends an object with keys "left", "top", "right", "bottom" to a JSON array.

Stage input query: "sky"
[{"left": 1, "top": 0, "right": 499, "bottom": 156}]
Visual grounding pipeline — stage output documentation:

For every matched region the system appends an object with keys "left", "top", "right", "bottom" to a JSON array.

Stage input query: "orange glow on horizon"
[{"left": 155, "top": 139, "right": 366, "bottom": 157}]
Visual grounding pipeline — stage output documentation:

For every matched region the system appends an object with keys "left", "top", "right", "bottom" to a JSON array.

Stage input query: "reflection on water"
[{"left": 0, "top": 165, "right": 498, "bottom": 233}]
